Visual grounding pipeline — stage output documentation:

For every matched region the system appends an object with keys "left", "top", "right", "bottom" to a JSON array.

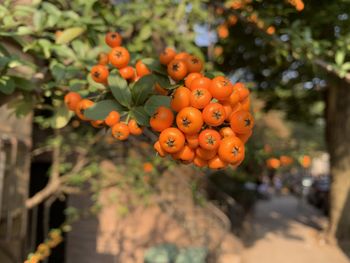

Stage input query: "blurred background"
[{"left": 0, "top": 0, "right": 350, "bottom": 262}]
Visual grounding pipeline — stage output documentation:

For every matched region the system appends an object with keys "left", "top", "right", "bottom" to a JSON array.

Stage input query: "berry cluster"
[
  {"left": 64, "top": 32, "right": 145, "bottom": 140},
  {"left": 25, "top": 229, "right": 63, "bottom": 263},
  {"left": 151, "top": 50, "right": 254, "bottom": 169},
  {"left": 64, "top": 32, "right": 254, "bottom": 170}
]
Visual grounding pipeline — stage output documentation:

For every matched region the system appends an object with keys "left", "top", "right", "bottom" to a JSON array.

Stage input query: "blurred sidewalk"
[{"left": 242, "top": 195, "right": 349, "bottom": 263}]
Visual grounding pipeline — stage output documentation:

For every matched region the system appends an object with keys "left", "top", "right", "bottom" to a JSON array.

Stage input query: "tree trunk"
[{"left": 326, "top": 77, "right": 350, "bottom": 244}]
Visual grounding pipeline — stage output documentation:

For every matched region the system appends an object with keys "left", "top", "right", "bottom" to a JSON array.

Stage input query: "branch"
[{"left": 25, "top": 179, "right": 60, "bottom": 208}]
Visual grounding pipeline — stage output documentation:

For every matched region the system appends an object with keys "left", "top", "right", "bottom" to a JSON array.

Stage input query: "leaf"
[
  {"left": 139, "top": 24, "right": 152, "bottom": 40},
  {"left": 131, "top": 106, "right": 150, "bottom": 126},
  {"left": 141, "top": 58, "right": 167, "bottom": 75},
  {"left": 335, "top": 50, "right": 345, "bottom": 66},
  {"left": 17, "top": 26, "right": 33, "bottom": 35},
  {"left": 341, "top": 62, "right": 350, "bottom": 71},
  {"left": 13, "top": 77, "right": 35, "bottom": 91},
  {"left": 108, "top": 73, "right": 132, "bottom": 107},
  {"left": 0, "top": 76, "right": 15, "bottom": 94},
  {"left": 84, "top": 100, "right": 126, "bottom": 120},
  {"left": 33, "top": 10, "right": 46, "bottom": 31},
  {"left": 69, "top": 79, "right": 87, "bottom": 91},
  {"left": 155, "top": 74, "right": 172, "bottom": 89},
  {"left": 131, "top": 74, "right": 157, "bottom": 105},
  {"left": 51, "top": 105, "right": 73, "bottom": 129},
  {"left": 38, "top": 39, "right": 52, "bottom": 58},
  {"left": 144, "top": 95, "right": 171, "bottom": 116},
  {"left": 56, "top": 27, "right": 85, "bottom": 45}
]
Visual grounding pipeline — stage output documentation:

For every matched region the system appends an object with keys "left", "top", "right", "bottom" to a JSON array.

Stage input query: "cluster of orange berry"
[
  {"left": 266, "top": 155, "right": 294, "bottom": 170},
  {"left": 288, "top": 0, "right": 304, "bottom": 11},
  {"left": 25, "top": 229, "right": 63, "bottom": 263},
  {"left": 64, "top": 31, "right": 254, "bottom": 170},
  {"left": 151, "top": 49, "right": 254, "bottom": 169},
  {"left": 64, "top": 32, "right": 146, "bottom": 140},
  {"left": 64, "top": 91, "right": 143, "bottom": 140}
]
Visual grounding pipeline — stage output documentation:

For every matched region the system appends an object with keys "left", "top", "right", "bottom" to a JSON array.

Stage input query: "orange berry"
[
  {"left": 190, "top": 88, "right": 212, "bottom": 109},
  {"left": 202, "top": 103, "right": 226, "bottom": 127},
  {"left": 176, "top": 107, "right": 203, "bottom": 134},
  {"left": 105, "top": 111, "right": 120, "bottom": 127},
  {"left": 159, "top": 47, "right": 177, "bottom": 65},
  {"left": 105, "top": 32, "right": 122, "bottom": 47},
  {"left": 185, "top": 55, "right": 203, "bottom": 73},
  {"left": 230, "top": 110, "right": 254, "bottom": 134},
  {"left": 91, "top": 65, "right": 109, "bottom": 83},
  {"left": 111, "top": 122, "right": 130, "bottom": 140},
  {"left": 143, "top": 162, "right": 153, "bottom": 173},
  {"left": 209, "top": 76, "right": 233, "bottom": 100},
  {"left": 119, "top": 66, "right": 135, "bottom": 80},
  {"left": 128, "top": 119, "right": 143, "bottom": 135},
  {"left": 185, "top": 72, "right": 202, "bottom": 88},
  {"left": 170, "top": 86, "right": 191, "bottom": 112},
  {"left": 64, "top": 92, "right": 82, "bottom": 111},
  {"left": 154, "top": 141, "right": 166, "bottom": 157},
  {"left": 189, "top": 77, "right": 211, "bottom": 91},
  {"left": 136, "top": 60, "right": 151, "bottom": 77},
  {"left": 109, "top": 47, "right": 130, "bottom": 69},
  {"left": 159, "top": 127, "right": 185, "bottom": 153},
  {"left": 167, "top": 59, "right": 188, "bottom": 81},
  {"left": 150, "top": 106, "right": 174, "bottom": 132},
  {"left": 208, "top": 155, "right": 228, "bottom": 169}
]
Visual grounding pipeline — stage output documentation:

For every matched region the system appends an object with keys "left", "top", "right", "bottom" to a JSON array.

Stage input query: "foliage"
[
  {"left": 212, "top": 0, "right": 350, "bottom": 125},
  {"left": 0, "top": 0, "right": 208, "bottom": 126}
]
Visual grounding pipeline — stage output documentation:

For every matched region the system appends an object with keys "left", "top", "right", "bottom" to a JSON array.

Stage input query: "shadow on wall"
[{"left": 337, "top": 189, "right": 350, "bottom": 259}]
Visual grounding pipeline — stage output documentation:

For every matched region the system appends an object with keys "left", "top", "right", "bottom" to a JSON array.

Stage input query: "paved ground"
[{"left": 242, "top": 194, "right": 350, "bottom": 263}]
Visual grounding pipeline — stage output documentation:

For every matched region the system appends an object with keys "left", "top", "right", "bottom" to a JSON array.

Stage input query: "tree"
[{"left": 213, "top": 0, "right": 350, "bottom": 243}]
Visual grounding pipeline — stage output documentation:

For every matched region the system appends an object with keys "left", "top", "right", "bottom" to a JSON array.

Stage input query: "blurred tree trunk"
[{"left": 326, "top": 77, "right": 350, "bottom": 243}]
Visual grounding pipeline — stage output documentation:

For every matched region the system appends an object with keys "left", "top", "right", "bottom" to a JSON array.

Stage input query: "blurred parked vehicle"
[{"left": 307, "top": 176, "right": 330, "bottom": 215}]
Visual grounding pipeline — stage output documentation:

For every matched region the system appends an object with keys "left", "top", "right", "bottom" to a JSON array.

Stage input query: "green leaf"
[
  {"left": 84, "top": 100, "right": 126, "bottom": 120},
  {"left": 108, "top": 73, "right": 132, "bottom": 107},
  {"left": 38, "top": 39, "right": 52, "bottom": 58},
  {"left": 51, "top": 105, "right": 73, "bottom": 129},
  {"left": 0, "top": 76, "right": 15, "bottom": 94},
  {"left": 155, "top": 74, "right": 172, "bottom": 89},
  {"left": 341, "top": 62, "right": 350, "bottom": 71},
  {"left": 144, "top": 95, "right": 171, "bottom": 116},
  {"left": 131, "top": 106, "right": 150, "bottom": 126},
  {"left": 56, "top": 27, "right": 85, "bottom": 45},
  {"left": 131, "top": 74, "right": 157, "bottom": 105},
  {"left": 139, "top": 24, "right": 152, "bottom": 40},
  {"left": 141, "top": 58, "right": 167, "bottom": 75},
  {"left": 335, "top": 50, "right": 345, "bottom": 66},
  {"left": 69, "top": 79, "right": 87, "bottom": 91},
  {"left": 87, "top": 74, "right": 105, "bottom": 91},
  {"left": 17, "top": 26, "right": 33, "bottom": 35},
  {"left": 13, "top": 77, "right": 35, "bottom": 91},
  {"left": 33, "top": 10, "right": 46, "bottom": 31}
]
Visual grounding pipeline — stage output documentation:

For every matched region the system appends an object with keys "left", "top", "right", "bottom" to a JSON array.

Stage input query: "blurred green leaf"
[
  {"left": 84, "top": 100, "right": 126, "bottom": 120},
  {"left": 51, "top": 105, "right": 73, "bottom": 129},
  {"left": 131, "top": 74, "right": 157, "bottom": 105},
  {"left": 144, "top": 95, "right": 171, "bottom": 116},
  {"left": 131, "top": 106, "right": 150, "bottom": 126},
  {"left": 56, "top": 27, "right": 86, "bottom": 44},
  {"left": 108, "top": 73, "right": 132, "bottom": 107},
  {"left": 0, "top": 76, "right": 15, "bottom": 94}
]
